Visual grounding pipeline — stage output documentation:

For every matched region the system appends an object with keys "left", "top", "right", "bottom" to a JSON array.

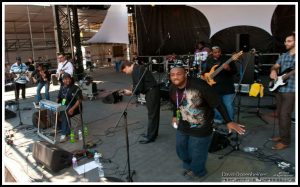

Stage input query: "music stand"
[{"left": 113, "top": 63, "right": 152, "bottom": 182}]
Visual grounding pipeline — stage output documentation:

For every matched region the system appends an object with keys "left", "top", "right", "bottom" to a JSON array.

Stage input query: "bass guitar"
[
  {"left": 201, "top": 51, "right": 243, "bottom": 86},
  {"left": 268, "top": 67, "right": 295, "bottom": 92}
]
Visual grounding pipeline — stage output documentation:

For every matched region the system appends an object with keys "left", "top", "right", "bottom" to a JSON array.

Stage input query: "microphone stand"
[
  {"left": 65, "top": 87, "right": 87, "bottom": 150},
  {"left": 13, "top": 74, "right": 31, "bottom": 131},
  {"left": 113, "top": 63, "right": 152, "bottom": 182},
  {"left": 155, "top": 32, "right": 170, "bottom": 85},
  {"left": 219, "top": 51, "right": 250, "bottom": 159}
]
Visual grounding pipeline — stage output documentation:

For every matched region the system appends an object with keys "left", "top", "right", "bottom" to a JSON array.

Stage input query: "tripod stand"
[
  {"left": 242, "top": 83, "right": 268, "bottom": 124},
  {"left": 113, "top": 63, "right": 152, "bottom": 182}
]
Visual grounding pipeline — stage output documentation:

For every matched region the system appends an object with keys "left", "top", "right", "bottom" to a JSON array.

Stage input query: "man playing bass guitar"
[{"left": 202, "top": 46, "right": 240, "bottom": 124}]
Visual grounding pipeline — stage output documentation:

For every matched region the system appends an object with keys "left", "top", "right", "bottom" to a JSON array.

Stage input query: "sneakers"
[
  {"left": 183, "top": 170, "right": 203, "bottom": 181},
  {"left": 33, "top": 102, "right": 40, "bottom": 109},
  {"left": 59, "top": 135, "right": 68, "bottom": 143},
  {"left": 272, "top": 142, "right": 289, "bottom": 150}
]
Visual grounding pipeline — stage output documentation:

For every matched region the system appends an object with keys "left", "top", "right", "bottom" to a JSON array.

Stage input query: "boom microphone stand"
[
  {"left": 219, "top": 51, "right": 251, "bottom": 159},
  {"left": 114, "top": 62, "right": 153, "bottom": 182},
  {"left": 13, "top": 77, "right": 31, "bottom": 131}
]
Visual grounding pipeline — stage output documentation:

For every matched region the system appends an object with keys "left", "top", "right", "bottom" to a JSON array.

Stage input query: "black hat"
[
  {"left": 16, "top": 56, "right": 21, "bottom": 61},
  {"left": 62, "top": 73, "right": 72, "bottom": 79}
]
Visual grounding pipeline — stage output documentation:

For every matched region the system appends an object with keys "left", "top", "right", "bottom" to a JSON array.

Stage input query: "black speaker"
[
  {"left": 32, "top": 141, "right": 72, "bottom": 172},
  {"left": 5, "top": 109, "right": 16, "bottom": 120},
  {"left": 236, "top": 34, "right": 250, "bottom": 52},
  {"left": 209, "top": 131, "right": 230, "bottom": 153}
]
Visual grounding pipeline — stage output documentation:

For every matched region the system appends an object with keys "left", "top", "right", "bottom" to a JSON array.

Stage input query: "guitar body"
[
  {"left": 269, "top": 76, "right": 287, "bottom": 92},
  {"left": 202, "top": 65, "right": 218, "bottom": 86},
  {"left": 269, "top": 67, "right": 294, "bottom": 92}
]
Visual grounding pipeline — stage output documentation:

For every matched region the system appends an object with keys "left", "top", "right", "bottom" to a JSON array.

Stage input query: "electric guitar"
[
  {"left": 268, "top": 67, "right": 295, "bottom": 92},
  {"left": 201, "top": 51, "right": 243, "bottom": 86},
  {"left": 13, "top": 71, "right": 30, "bottom": 83}
]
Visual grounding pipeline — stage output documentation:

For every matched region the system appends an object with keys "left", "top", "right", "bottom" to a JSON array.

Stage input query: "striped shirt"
[
  {"left": 276, "top": 52, "right": 295, "bottom": 93},
  {"left": 10, "top": 62, "right": 28, "bottom": 84}
]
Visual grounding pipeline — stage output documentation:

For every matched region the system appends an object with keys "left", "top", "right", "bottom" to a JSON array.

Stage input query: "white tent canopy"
[
  {"left": 190, "top": 5, "right": 277, "bottom": 38},
  {"left": 87, "top": 5, "right": 129, "bottom": 44}
]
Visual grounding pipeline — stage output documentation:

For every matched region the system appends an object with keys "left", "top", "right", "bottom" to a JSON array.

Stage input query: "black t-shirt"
[
  {"left": 204, "top": 55, "right": 237, "bottom": 95},
  {"left": 57, "top": 84, "right": 82, "bottom": 116},
  {"left": 169, "top": 78, "right": 221, "bottom": 137},
  {"left": 132, "top": 64, "right": 158, "bottom": 95}
]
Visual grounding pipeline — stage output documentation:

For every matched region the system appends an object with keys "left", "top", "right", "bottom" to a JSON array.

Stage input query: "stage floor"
[{"left": 3, "top": 67, "right": 296, "bottom": 184}]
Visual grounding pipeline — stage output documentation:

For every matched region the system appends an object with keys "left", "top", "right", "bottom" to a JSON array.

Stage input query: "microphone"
[{"left": 168, "top": 32, "right": 171, "bottom": 39}]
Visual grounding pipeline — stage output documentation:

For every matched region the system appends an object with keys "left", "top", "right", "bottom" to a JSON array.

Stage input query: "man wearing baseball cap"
[
  {"left": 56, "top": 73, "right": 83, "bottom": 143},
  {"left": 10, "top": 56, "right": 29, "bottom": 100}
]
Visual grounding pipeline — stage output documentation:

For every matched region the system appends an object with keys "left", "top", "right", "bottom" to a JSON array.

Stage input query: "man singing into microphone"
[
  {"left": 57, "top": 73, "right": 83, "bottom": 143},
  {"left": 121, "top": 60, "right": 160, "bottom": 144}
]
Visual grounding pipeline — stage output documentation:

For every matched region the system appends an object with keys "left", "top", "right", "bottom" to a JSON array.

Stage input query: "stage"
[{"left": 3, "top": 67, "right": 296, "bottom": 183}]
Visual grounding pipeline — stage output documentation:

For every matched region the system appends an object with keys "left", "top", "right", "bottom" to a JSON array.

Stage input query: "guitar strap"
[{"left": 59, "top": 61, "right": 69, "bottom": 80}]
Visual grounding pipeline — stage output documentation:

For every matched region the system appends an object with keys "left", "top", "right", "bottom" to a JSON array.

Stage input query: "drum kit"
[{"left": 161, "top": 52, "right": 209, "bottom": 88}]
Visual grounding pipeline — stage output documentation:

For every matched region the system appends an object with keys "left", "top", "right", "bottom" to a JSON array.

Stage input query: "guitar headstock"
[{"left": 232, "top": 51, "right": 243, "bottom": 61}]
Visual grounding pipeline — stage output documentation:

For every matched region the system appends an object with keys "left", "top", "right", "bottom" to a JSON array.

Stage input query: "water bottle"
[
  {"left": 70, "top": 130, "right": 75, "bottom": 143},
  {"left": 72, "top": 155, "right": 78, "bottom": 169},
  {"left": 172, "top": 122, "right": 178, "bottom": 129},
  {"left": 94, "top": 152, "right": 104, "bottom": 178},
  {"left": 84, "top": 125, "right": 88, "bottom": 137},
  {"left": 243, "top": 146, "right": 258, "bottom": 153},
  {"left": 78, "top": 130, "right": 83, "bottom": 140}
]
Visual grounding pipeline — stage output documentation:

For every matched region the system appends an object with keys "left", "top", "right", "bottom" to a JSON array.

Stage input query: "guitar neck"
[
  {"left": 282, "top": 70, "right": 295, "bottom": 80},
  {"left": 210, "top": 58, "right": 233, "bottom": 78}
]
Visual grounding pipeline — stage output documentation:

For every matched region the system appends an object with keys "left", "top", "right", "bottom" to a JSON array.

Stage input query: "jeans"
[
  {"left": 214, "top": 93, "right": 235, "bottom": 123},
  {"left": 176, "top": 130, "right": 212, "bottom": 177},
  {"left": 60, "top": 111, "right": 71, "bottom": 136},
  {"left": 36, "top": 82, "right": 50, "bottom": 103}
]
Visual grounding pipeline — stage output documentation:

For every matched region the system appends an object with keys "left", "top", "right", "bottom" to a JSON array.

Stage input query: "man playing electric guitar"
[
  {"left": 202, "top": 46, "right": 240, "bottom": 124},
  {"left": 269, "top": 32, "right": 295, "bottom": 150},
  {"left": 56, "top": 52, "right": 74, "bottom": 85},
  {"left": 10, "top": 56, "right": 29, "bottom": 101}
]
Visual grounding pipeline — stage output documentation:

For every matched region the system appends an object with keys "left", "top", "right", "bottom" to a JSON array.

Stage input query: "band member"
[
  {"left": 169, "top": 64, "right": 245, "bottom": 180},
  {"left": 269, "top": 32, "right": 295, "bottom": 150},
  {"left": 32, "top": 63, "right": 51, "bottom": 106},
  {"left": 121, "top": 61, "right": 160, "bottom": 144},
  {"left": 193, "top": 41, "right": 211, "bottom": 77},
  {"left": 56, "top": 53, "right": 74, "bottom": 85},
  {"left": 203, "top": 46, "right": 238, "bottom": 123},
  {"left": 57, "top": 73, "right": 82, "bottom": 143},
  {"left": 10, "top": 57, "right": 28, "bottom": 100}
]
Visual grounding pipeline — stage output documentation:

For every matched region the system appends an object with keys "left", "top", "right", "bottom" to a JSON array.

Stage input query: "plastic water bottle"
[
  {"left": 72, "top": 155, "right": 78, "bottom": 169},
  {"left": 243, "top": 146, "right": 258, "bottom": 153},
  {"left": 94, "top": 152, "right": 104, "bottom": 178},
  {"left": 172, "top": 122, "right": 178, "bottom": 129},
  {"left": 78, "top": 130, "right": 83, "bottom": 140},
  {"left": 84, "top": 125, "right": 88, "bottom": 137},
  {"left": 70, "top": 130, "right": 75, "bottom": 143}
]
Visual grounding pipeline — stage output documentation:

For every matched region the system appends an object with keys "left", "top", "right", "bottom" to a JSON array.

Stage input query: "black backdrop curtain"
[{"left": 136, "top": 5, "right": 210, "bottom": 56}]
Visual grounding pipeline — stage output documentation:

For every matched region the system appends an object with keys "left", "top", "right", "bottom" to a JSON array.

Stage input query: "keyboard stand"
[{"left": 37, "top": 109, "right": 59, "bottom": 144}]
